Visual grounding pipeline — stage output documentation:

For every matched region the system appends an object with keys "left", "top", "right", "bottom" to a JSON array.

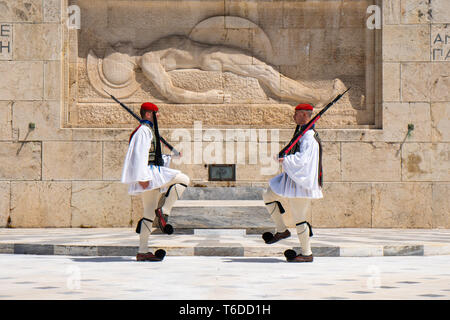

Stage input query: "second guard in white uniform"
[{"left": 262, "top": 103, "right": 323, "bottom": 262}]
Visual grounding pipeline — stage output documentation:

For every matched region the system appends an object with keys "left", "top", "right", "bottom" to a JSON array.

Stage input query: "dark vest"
[
  {"left": 141, "top": 122, "right": 159, "bottom": 166},
  {"left": 287, "top": 126, "right": 323, "bottom": 187},
  {"left": 129, "top": 122, "right": 161, "bottom": 166}
]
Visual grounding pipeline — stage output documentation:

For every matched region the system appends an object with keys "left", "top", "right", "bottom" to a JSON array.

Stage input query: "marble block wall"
[{"left": 0, "top": 0, "right": 448, "bottom": 229}]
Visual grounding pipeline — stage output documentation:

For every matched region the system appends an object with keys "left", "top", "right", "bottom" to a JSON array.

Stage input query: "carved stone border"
[{"left": 62, "top": 0, "right": 383, "bottom": 131}]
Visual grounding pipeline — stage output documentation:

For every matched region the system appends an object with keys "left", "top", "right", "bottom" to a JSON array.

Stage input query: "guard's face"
[
  {"left": 293, "top": 110, "right": 311, "bottom": 126},
  {"left": 143, "top": 111, "right": 152, "bottom": 120},
  {"left": 143, "top": 111, "right": 159, "bottom": 121}
]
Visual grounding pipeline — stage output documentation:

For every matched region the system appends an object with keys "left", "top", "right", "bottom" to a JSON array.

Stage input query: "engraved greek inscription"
[
  {"left": 434, "top": 33, "right": 443, "bottom": 44},
  {"left": 1, "top": 25, "right": 11, "bottom": 37},
  {"left": 0, "top": 24, "right": 12, "bottom": 60},
  {"left": 433, "top": 48, "right": 443, "bottom": 60},
  {"left": 431, "top": 30, "right": 450, "bottom": 61},
  {"left": 0, "top": 41, "right": 10, "bottom": 53}
]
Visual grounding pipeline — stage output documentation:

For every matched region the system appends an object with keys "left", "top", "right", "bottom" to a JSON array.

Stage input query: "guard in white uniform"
[
  {"left": 262, "top": 103, "right": 323, "bottom": 262},
  {"left": 121, "top": 102, "right": 190, "bottom": 261}
]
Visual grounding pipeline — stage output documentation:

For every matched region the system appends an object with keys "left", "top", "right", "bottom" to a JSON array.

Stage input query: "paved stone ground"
[
  {"left": 0, "top": 228, "right": 449, "bottom": 257},
  {"left": 0, "top": 254, "right": 449, "bottom": 300}
]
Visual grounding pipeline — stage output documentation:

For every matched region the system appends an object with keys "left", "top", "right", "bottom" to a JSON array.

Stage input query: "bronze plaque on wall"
[{"left": 208, "top": 164, "right": 236, "bottom": 181}]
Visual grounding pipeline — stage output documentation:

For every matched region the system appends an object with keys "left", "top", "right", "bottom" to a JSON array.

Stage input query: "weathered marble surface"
[
  {"left": 0, "top": 0, "right": 42, "bottom": 22},
  {"left": 382, "top": 63, "right": 400, "bottom": 102},
  {"left": 102, "top": 141, "right": 129, "bottom": 180},
  {"left": 10, "top": 182, "right": 72, "bottom": 227},
  {"left": 0, "top": 101, "right": 12, "bottom": 140},
  {"left": 0, "top": 182, "right": 9, "bottom": 227},
  {"left": 0, "top": 62, "right": 43, "bottom": 100},
  {"left": 312, "top": 183, "right": 372, "bottom": 228},
  {"left": 432, "top": 184, "right": 450, "bottom": 228},
  {"left": 402, "top": 143, "right": 450, "bottom": 182},
  {"left": 42, "top": 141, "right": 102, "bottom": 180},
  {"left": 43, "top": 0, "right": 61, "bottom": 23},
  {"left": 71, "top": 182, "right": 131, "bottom": 228},
  {"left": 401, "top": 0, "right": 450, "bottom": 24},
  {"left": 382, "top": 25, "right": 429, "bottom": 61},
  {"left": 401, "top": 63, "right": 450, "bottom": 102},
  {"left": 0, "top": 142, "right": 41, "bottom": 180},
  {"left": 431, "top": 102, "right": 450, "bottom": 142},
  {"left": 382, "top": 102, "right": 431, "bottom": 142},
  {"left": 321, "top": 142, "right": 341, "bottom": 182},
  {"left": 341, "top": 142, "right": 401, "bottom": 182},
  {"left": 13, "top": 101, "right": 71, "bottom": 141},
  {"left": 13, "top": 23, "right": 61, "bottom": 60},
  {"left": 372, "top": 183, "right": 433, "bottom": 228}
]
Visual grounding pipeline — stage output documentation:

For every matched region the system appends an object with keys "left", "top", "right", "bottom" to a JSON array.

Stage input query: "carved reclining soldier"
[{"left": 90, "top": 35, "right": 345, "bottom": 106}]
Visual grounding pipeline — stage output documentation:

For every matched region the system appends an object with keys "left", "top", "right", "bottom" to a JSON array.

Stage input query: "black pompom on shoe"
[
  {"left": 284, "top": 249, "right": 297, "bottom": 261},
  {"left": 164, "top": 224, "right": 174, "bottom": 235},
  {"left": 155, "top": 249, "right": 166, "bottom": 260},
  {"left": 262, "top": 232, "right": 274, "bottom": 243}
]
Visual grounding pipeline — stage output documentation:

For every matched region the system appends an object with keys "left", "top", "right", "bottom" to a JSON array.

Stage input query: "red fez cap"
[
  {"left": 141, "top": 102, "right": 159, "bottom": 112},
  {"left": 295, "top": 103, "right": 313, "bottom": 111}
]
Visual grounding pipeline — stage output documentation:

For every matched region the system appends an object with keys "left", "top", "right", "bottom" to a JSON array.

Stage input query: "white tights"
[
  {"left": 138, "top": 173, "right": 189, "bottom": 253},
  {"left": 263, "top": 187, "right": 312, "bottom": 256}
]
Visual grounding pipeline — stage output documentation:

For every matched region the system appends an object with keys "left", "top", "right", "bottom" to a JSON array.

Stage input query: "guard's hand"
[
  {"left": 139, "top": 181, "right": 149, "bottom": 189},
  {"left": 172, "top": 151, "right": 182, "bottom": 159},
  {"left": 274, "top": 154, "right": 284, "bottom": 162}
]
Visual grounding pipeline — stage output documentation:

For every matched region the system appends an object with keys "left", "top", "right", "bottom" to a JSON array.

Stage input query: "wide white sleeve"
[
  {"left": 121, "top": 128, "right": 153, "bottom": 184},
  {"left": 281, "top": 134, "right": 318, "bottom": 190}
]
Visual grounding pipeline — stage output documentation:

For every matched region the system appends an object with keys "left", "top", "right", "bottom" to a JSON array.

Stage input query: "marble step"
[
  {"left": 153, "top": 200, "right": 274, "bottom": 234},
  {"left": 181, "top": 187, "right": 264, "bottom": 201}
]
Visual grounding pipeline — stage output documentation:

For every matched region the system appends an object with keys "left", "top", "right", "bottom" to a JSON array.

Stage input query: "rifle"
[
  {"left": 278, "top": 87, "right": 351, "bottom": 158},
  {"left": 104, "top": 90, "right": 180, "bottom": 156}
]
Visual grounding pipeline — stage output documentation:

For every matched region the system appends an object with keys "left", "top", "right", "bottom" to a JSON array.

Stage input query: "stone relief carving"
[
  {"left": 87, "top": 16, "right": 345, "bottom": 108},
  {"left": 68, "top": 8, "right": 376, "bottom": 128},
  {"left": 87, "top": 45, "right": 141, "bottom": 98}
]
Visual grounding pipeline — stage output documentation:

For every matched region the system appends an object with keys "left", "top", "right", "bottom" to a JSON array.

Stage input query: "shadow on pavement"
[
  {"left": 71, "top": 257, "right": 135, "bottom": 263},
  {"left": 222, "top": 258, "right": 285, "bottom": 263},
  {"left": 70, "top": 257, "right": 286, "bottom": 263}
]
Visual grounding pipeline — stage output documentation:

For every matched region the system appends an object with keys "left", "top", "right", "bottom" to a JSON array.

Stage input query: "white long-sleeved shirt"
[
  {"left": 269, "top": 130, "right": 323, "bottom": 199},
  {"left": 121, "top": 125, "right": 179, "bottom": 195}
]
